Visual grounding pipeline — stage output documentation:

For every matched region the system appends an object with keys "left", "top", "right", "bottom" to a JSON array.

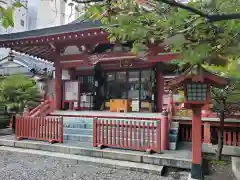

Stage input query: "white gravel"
[{"left": 0, "top": 150, "right": 188, "bottom": 180}]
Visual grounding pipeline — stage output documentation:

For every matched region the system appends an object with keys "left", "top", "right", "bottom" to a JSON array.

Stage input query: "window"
[
  {"left": 20, "top": 20, "right": 24, "bottom": 27},
  {"left": 77, "top": 75, "right": 94, "bottom": 93},
  {"left": 140, "top": 70, "right": 152, "bottom": 101},
  {"left": 128, "top": 71, "right": 140, "bottom": 99}
]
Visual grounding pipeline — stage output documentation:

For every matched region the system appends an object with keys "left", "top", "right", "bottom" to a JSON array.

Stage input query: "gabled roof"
[{"left": 0, "top": 50, "right": 54, "bottom": 75}]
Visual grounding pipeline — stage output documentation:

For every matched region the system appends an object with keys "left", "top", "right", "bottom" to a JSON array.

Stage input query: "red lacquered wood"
[
  {"left": 129, "top": 121, "right": 132, "bottom": 147},
  {"left": 113, "top": 120, "right": 116, "bottom": 146},
  {"left": 55, "top": 118, "right": 59, "bottom": 141},
  {"left": 138, "top": 121, "right": 141, "bottom": 147},
  {"left": 238, "top": 132, "right": 240, "bottom": 146},
  {"left": 134, "top": 121, "right": 137, "bottom": 148},
  {"left": 228, "top": 132, "right": 232, "bottom": 146},
  {"left": 106, "top": 120, "right": 109, "bottom": 145},
  {"left": 29, "top": 117, "right": 32, "bottom": 138},
  {"left": 121, "top": 120, "right": 124, "bottom": 147},
  {"left": 93, "top": 118, "right": 97, "bottom": 147},
  {"left": 101, "top": 119, "right": 105, "bottom": 144},
  {"left": 143, "top": 122, "right": 145, "bottom": 146},
  {"left": 36, "top": 117, "right": 40, "bottom": 139},
  {"left": 110, "top": 120, "right": 113, "bottom": 145},
  {"left": 151, "top": 122, "right": 155, "bottom": 149},
  {"left": 53, "top": 117, "right": 56, "bottom": 140},
  {"left": 125, "top": 121, "right": 129, "bottom": 147},
  {"left": 233, "top": 132, "right": 237, "bottom": 146},
  {"left": 59, "top": 117, "right": 64, "bottom": 143},
  {"left": 156, "top": 121, "right": 161, "bottom": 153},
  {"left": 97, "top": 119, "right": 100, "bottom": 144},
  {"left": 118, "top": 120, "right": 120, "bottom": 145},
  {"left": 147, "top": 122, "right": 150, "bottom": 148}
]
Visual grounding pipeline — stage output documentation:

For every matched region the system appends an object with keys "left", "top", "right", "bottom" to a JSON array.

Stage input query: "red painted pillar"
[
  {"left": 191, "top": 106, "right": 203, "bottom": 179},
  {"left": 161, "top": 110, "right": 169, "bottom": 150},
  {"left": 157, "top": 71, "right": 164, "bottom": 112},
  {"left": 54, "top": 62, "right": 62, "bottom": 110},
  {"left": 203, "top": 122, "right": 211, "bottom": 144}
]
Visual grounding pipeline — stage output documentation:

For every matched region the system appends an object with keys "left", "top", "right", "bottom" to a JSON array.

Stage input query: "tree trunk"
[{"left": 216, "top": 110, "right": 224, "bottom": 160}]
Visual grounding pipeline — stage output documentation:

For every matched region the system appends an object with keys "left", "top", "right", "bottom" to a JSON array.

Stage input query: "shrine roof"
[
  {"left": 0, "top": 20, "right": 112, "bottom": 61},
  {"left": 0, "top": 20, "right": 104, "bottom": 41}
]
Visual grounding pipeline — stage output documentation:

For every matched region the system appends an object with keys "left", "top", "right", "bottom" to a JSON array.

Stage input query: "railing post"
[
  {"left": 93, "top": 117, "right": 97, "bottom": 147},
  {"left": 156, "top": 121, "right": 161, "bottom": 153},
  {"left": 59, "top": 116, "right": 63, "bottom": 143},
  {"left": 161, "top": 110, "right": 169, "bottom": 150},
  {"left": 203, "top": 122, "right": 211, "bottom": 144}
]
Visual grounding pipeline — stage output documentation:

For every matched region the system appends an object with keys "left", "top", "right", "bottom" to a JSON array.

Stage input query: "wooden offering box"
[{"left": 110, "top": 99, "right": 131, "bottom": 112}]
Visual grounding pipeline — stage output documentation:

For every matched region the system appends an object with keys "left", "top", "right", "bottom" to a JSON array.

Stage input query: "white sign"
[{"left": 64, "top": 81, "right": 79, "bottom": 101}]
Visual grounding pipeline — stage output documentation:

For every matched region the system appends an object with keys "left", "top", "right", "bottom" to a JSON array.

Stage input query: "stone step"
[
  {"left": 64, "top": 128, "right": 93, "bottom": 135},
  {"left": 0, "top": 139, "right": 192, "bottom": 169},
  {"left": 64, "top": 134, "right": 92, "bottom": 142},
  {"left": 0, "top": 146, "right": 164, "bottom": 175},
  {"left": 64, "top": 123, "right": 93, "bottom": 129}
]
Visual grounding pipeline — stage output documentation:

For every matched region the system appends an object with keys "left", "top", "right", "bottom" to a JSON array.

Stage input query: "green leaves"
[
  {"left": 0, "top": 74, "right": 42, "bottom": 113},
  {"left": 0, "top": 1, "right": 24, "bottom": 29},
  {"left": 83, "top": 0, "right": 240, "bottom": 70}
]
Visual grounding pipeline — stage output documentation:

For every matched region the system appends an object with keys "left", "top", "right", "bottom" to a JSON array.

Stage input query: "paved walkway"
[{"left": 0, "top": 150, "right": 188, "bottom": 180}]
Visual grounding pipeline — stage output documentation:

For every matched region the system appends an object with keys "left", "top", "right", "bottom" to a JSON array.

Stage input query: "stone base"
[{"left": 190, "top": 163, "right": 204, "bottom": 180}]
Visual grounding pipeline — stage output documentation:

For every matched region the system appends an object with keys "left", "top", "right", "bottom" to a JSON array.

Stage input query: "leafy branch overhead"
[
  {"left": 0, "top": 1, "right": 23, "bottom": 28},
  {"left": 66, "top": 0, "right": 240, "bottom": 65}
]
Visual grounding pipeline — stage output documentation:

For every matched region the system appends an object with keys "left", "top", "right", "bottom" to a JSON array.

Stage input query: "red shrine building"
[{"left": 0, "top": 21, "right": 179, "bottom": 112}]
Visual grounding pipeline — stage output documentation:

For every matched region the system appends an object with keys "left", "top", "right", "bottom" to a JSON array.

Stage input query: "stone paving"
[{"left": 0, "top": 150, "right": 188, "bottom": 180}]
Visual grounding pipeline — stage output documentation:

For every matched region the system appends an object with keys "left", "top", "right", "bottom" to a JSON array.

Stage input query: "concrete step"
[
  {"left": 0, "top": 146, "right": 164, "bottom": 175},
  {"left": 64, "top": 123, "right": 93, "bottom": 129},
  {"left": 0, "top": 139, "right": 192, "bottom": 169},
  {"left": 64, "top": 134, "right": 92, "bottom": 142},
  {"left": 64, "top": 128, "right": 93, "bottom": 135}
]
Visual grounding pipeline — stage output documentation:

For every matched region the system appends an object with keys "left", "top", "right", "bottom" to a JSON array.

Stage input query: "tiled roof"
[{"left": 0, "top": 20, "right": 103, "bottom": 41}]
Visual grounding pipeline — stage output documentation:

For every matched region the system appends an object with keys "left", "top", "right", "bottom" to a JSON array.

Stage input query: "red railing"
[
  {"left": 93, "top": 118, "right": 161, "bottom": 153},
  {"left": 28, "top": 99, "right": 54, "bottom": 117},
  {"left": 179, "top": 125, "right": 192, "bottom": 141},
  {"left": 211, "top": 127, "right": 240, "bottom": 146},
  {"left": 179, "top": 123, "right": 240, "bottom": 146},
  {"left": 16, "top": 116, "right": 63, "bottom": 143}
]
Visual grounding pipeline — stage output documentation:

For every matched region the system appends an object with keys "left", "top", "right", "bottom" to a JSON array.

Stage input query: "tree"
[
  {"left": 71, "top": 0, "right": 240, "bottom": 67},
  {"left": 0, "top": 1, "right": 23, "bottom": 28},
  {"left": 0, "top": 74, "right": 42, "bottom": 114}
]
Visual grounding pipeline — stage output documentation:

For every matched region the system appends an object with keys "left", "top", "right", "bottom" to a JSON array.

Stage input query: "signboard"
[{"left": 64, "top": 81, "right": 79, "bottom": 101}]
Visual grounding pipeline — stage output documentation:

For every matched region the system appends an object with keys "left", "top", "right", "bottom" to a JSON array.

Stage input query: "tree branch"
[{"left": 71, "top": 0, "right": 240, "bottom": 22}]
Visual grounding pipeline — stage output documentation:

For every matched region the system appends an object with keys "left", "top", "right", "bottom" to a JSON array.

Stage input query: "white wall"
[{"left": 36, "top": 0, "right": 66, "bottom": 29}]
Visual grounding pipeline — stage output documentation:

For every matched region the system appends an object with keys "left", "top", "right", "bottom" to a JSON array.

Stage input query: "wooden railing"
[
  {"left": 26, "top": 98, "right": 54, "bottom": 117},
  {"left": 16, "top": 116, "right": 63, "bottom": 143},
  {"left": 93, "top": 118, "right": 162, "bottom": 153},
  {"left": 176, "top": 117, "right": 240, "bottom": 146}
]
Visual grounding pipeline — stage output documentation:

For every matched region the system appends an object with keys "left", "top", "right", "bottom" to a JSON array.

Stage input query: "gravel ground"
[
  {"left": 0, "top": 150, "right": 188, "bottom": 180},
  {"left": 205, "top": 161, "right": 236, "bottom": 180}
]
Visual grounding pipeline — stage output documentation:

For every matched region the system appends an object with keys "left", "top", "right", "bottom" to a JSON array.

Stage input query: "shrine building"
[{"left": 0, "top": 20, "right": 180, "bottom": 113}]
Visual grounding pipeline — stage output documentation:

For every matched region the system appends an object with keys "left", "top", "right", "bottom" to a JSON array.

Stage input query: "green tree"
[
  {"left": 80, "top": 0, "right": 240, "bottom": 66},
  {"left": 0, "top": 74, "right": 42, "bottom": 114},
  {"left": 0, "top": 1, "right": 23, "bottom": 28}
]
